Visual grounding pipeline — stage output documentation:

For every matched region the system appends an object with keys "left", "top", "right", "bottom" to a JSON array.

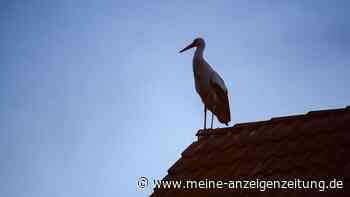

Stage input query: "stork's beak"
[{"left": 179, "top": 42, "right": 196, "bottom": 53}]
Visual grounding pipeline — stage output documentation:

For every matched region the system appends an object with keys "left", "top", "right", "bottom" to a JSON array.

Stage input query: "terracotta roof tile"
[
  {"left": 181, "top": 141, "right": 200, "bottom": 158},
  {"left": 343, "top": 162, "right": 350, "bottom": 179},
  {"left": 152, "top": 106, "right": 350, "bottom": 196}
]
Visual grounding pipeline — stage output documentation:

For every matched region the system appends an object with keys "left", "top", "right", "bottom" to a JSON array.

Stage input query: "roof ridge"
[
  {"left": 196, "top": 105, "right": 349, "bottom": 138},
  {"left": 307, "top": 107, "right": 348, "bottom": 116}
]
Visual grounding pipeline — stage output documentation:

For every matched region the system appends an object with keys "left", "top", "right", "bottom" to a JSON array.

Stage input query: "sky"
[{"left": 0, "top": 0, "right": 349, "bottom": 196}]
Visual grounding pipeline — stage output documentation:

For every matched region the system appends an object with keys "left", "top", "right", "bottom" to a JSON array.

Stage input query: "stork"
[{"left": 179, "top": 38, "right": 231, "bottom": 131}]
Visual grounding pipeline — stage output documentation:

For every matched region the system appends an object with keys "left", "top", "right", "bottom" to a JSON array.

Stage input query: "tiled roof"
[{"left": 151, "top": 106, "right": 350, "bottom": 196}]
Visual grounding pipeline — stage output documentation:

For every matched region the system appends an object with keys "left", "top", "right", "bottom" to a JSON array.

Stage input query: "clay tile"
[
  {"left": 168, "top": 158, "right": 193, "bottom": 175},
  {"left": 303, "top": 133, "right": 328, "bottom": 151},
  {"left": 234, "top": 120, "right": 268, "bottom": 129},
  {"left": 256, "top": 141, "right": 277, "bottom": 160},
  {"left": 220, "top": 131, "right": 243, "bottom": 150},
  {"left": 193, "top": 138, "right": 214, "bottom": 155},
  {"left": 181, "top": 141, "right": 200, "bottom": 158},
  {"left": 249, "top": 159, "right": 264, "bottom": 177},
  {"left": 294, "top": 152, "right": 313, "bottom": 168},
  {"left": 260, "top": 157, "right": 277, "bottom": 175},
  {"left": 276, "top": 119, "right": 303, "bottom": 137},
  {"left": 344, "top": 162, "right": 350, "bottom": 179},
  {"left": 152, "top": 106, "right": 350, "bottom": 197},
  {"left": 308, "top": 150, "right": 329, "bottom": 166},
  {"left": 336, "top": 131, "right": 350, "bottom": 147},
  {"left": 307, "top": 108, "right": 346, "bottom": 117},
  {"left": 294, "top": 118, "right": 324, "bottom": 137},
  {"left": 216, "top": 132, "right": 235, "bottom": 151},
  {"left": 333, "top": 112, "right": 350, "bottom": 131},
  {"left": 191, "top": 167, "right": 207, "bottom": 180},
  {"left": 218, "top": 145, "right": 247, "bottom": 165},
  {"left": 207, "top": 135, "right": 229, "bottom": 151},
  {"left": 238, "top": 126, "right": 261, "bottom": 146},
  {"left": 252, "top": 124, "right": 275, "bottom": 142}
]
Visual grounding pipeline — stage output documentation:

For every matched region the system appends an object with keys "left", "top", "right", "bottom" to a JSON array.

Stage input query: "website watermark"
[{"left": 137, "top": 177, "right": 344, "bottom": 192}]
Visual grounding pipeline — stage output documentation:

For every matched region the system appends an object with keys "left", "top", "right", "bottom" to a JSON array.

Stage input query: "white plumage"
[{"left": 180, "top": 38, "right": 231, "bottom": 130}]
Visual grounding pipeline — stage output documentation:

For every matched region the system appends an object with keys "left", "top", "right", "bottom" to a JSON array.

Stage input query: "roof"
[{"left": 151, "top": 106, "right": 350, "bottom": 196}]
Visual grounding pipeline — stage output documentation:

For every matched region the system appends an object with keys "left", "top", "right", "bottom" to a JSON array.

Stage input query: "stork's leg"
[
  {"left": 204, "top": 106, "right": 207, "bottom": 131},
  {"left": 211, "top": 112, "right": 214, "bottom": 129}
]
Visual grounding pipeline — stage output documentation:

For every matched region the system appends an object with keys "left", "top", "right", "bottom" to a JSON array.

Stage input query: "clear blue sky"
[{"left": 1, "top": 0, "right": 349, "bottom": 196}]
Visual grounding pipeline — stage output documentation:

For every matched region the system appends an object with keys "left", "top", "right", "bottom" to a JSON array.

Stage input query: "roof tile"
[{"left": 152, "top": 106, "right": 350, "bottom": 196}]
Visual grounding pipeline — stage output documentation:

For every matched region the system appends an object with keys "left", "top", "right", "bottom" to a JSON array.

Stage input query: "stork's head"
[{"left": 179, "top": 37, "right": 205, "bottom": 53}]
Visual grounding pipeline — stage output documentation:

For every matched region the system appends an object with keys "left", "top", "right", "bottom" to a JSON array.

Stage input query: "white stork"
[{"left": 179, "top": 38, "right": 231, "bottom": 131}]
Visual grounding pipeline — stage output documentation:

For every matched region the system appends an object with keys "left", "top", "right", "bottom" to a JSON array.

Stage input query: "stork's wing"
[
  {"left": 210, "top": 72, "right": 231, "bottom": 125},
  {"left": 210, "top": 71, "right": 227, "bottom": 93}
]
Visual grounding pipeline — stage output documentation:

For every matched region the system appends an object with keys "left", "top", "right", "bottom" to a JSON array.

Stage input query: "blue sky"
[{"left": 1, "top": 0, "right": 349, "bottom": 196}]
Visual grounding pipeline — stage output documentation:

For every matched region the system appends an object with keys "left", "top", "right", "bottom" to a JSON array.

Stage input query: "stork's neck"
[
  {"left": 194, "top": 45, "right": 205, "bottom": 60},
  {"left": 192, "top": 45, "right": 206, "bottom": 77}
]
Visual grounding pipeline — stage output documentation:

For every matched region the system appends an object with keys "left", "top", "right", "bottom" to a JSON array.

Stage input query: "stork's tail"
[{"left": 213, "top": 92, "right": 231, "bottom": 125}]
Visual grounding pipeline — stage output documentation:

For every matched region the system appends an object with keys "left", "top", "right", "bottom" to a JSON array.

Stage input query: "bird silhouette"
[{"left": 179, "top": 38, "right": 231, "bottom": 131}]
